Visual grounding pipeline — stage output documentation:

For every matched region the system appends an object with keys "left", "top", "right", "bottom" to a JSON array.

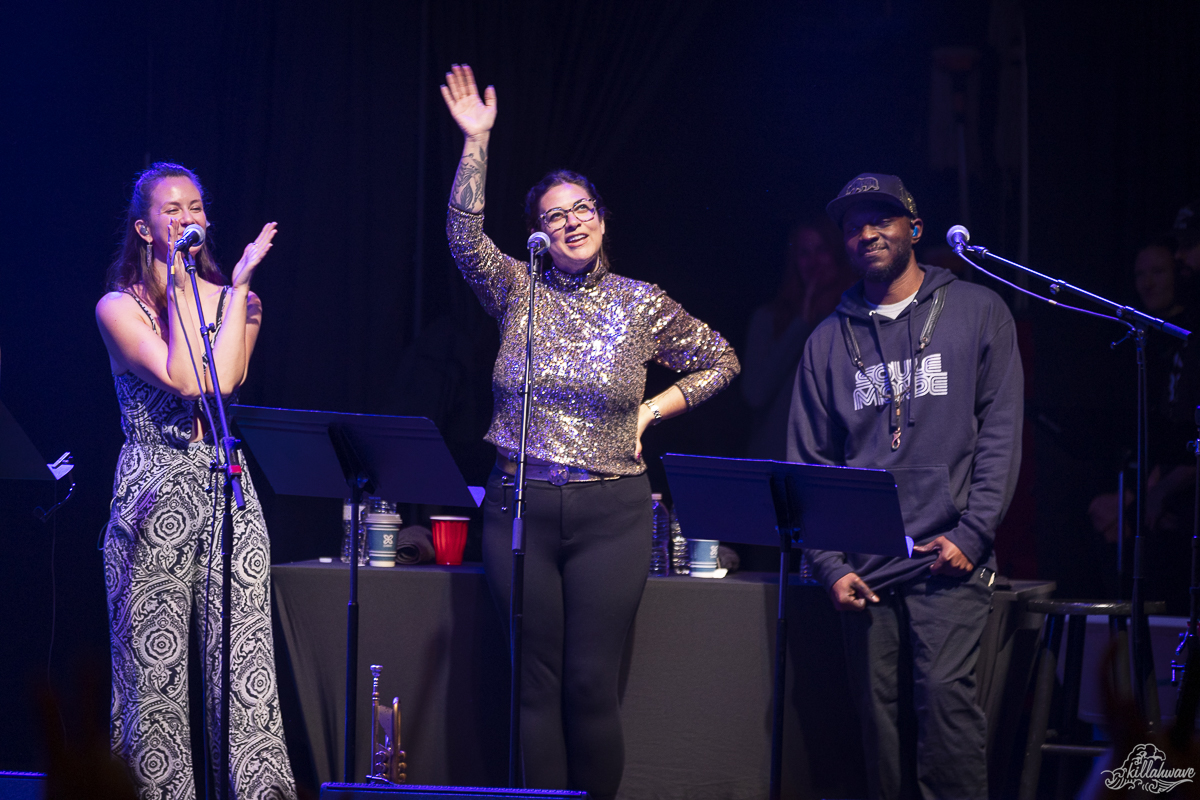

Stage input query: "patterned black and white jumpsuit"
[{"left": 104, "top": 290, "right": 296, "bottom": 800}]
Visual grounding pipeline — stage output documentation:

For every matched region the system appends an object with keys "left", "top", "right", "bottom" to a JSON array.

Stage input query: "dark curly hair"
[
  {"left": 106, "top": 162, "right": 226, "bottom": 317},
  {"left": 523, "top": 170, "right": 611, "bottom": 265}
]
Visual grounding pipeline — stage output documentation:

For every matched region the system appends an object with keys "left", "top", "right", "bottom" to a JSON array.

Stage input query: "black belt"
[{"left": 495, "top": 453, "right": 619, "bottom": 486}]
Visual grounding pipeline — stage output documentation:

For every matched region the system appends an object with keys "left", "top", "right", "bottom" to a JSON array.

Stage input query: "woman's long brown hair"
[{"left": 105, "top": 162, "right": 227, "bottom": 320}]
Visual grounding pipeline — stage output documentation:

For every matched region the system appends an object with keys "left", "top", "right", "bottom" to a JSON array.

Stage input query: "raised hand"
[
  {"left": 440, "top": 64, "right": 496, "bottom": 138},
  {"left": 231, "top": 222, "right": 278, "bottom": 288},
  {"left": 166, "top": 218, "right": 188, "bottom": 288}
]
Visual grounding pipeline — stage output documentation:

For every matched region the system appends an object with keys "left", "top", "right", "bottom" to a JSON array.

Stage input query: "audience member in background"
[
  {"left": 1088, "top": 242, "right": 1200, "bottom": 613},
  {"left": 741, "top": 218, "right": 855, "bottom": 460},
  {"left": 1173, "top": 201, "right": 1200, "bottom": 303}
]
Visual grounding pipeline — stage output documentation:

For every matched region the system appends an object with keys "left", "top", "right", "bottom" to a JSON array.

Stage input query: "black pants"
[
  {"left": 482, "top": 467, "right": 651, "bottom": 800},
  {"left": 840, "top": 570, "right": 994, "bottom": 800}
]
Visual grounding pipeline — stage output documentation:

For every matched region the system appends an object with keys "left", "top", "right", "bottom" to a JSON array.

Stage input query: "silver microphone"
[
  {"left": 527, "top": 232, "right": 550, "bottom": 255},
  {"left": 946, "top": 225, "right": 969, "bottom": 253},
  {"left": 174, "top": 223, "right": 206, "bottom": 252}
]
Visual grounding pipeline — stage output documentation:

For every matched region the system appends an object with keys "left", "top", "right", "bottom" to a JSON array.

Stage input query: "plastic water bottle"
[
  {"left": 369, "top": 497, "right": 398, "bottom": 516},
  {"left": 669, "top": 511, "right": 690, "bottom": 576},
  {"left": 798, "top": 550, "right": 816, "bottom": 584},
  {"left": 341, "top": 497, "right": 369, "bottom": 566},
  {"left": 650, "top": 493, "right": 670, "bottom": 576}
]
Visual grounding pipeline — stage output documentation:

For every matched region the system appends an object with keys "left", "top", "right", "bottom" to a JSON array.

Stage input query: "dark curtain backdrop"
[
  {"left": 1025, "top": 2, "right": 1200, "bottom": 599},
  {"left": 2, "top": 0, "right": 1199, "bottom": 790}
]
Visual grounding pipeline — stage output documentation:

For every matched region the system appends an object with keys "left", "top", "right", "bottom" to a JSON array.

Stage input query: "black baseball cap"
[{"left": 826, "top": 173, "right": 918, "bottom": 227}]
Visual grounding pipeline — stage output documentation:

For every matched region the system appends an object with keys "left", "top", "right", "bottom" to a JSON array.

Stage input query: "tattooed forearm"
[
  {"left": 452, "top": 159, "right": 482, "bottom": 209},
  {"left": 450, "top": 138, "right": 488, "bottom": 213}
]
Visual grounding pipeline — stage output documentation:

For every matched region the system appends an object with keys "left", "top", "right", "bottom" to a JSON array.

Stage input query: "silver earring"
[{"left": 145, "top": 241, "right": 152, "bottom": 274}]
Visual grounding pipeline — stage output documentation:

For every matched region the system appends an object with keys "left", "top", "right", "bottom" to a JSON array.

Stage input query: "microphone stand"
[
  {"left": 180, "top": 246, "right": 245, "bottom": 800},
  {"left": 1171, "top": 407, "right": 1200, "bottom": 709},
  {"left": 508, "top": 240, "right": 545, "bottom": 787},
  {"left": 957, "top": 242, "right": 1188, "bottom": 721}
]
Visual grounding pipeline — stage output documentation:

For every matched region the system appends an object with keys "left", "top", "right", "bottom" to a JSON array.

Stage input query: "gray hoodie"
[{"left": 786, "top": 265, "right": 1023, "bottom": 592}]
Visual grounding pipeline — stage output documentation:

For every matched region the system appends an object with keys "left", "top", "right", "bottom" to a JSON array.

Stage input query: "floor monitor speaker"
[{"left": 0, "top": 772, "right": 44, "bottom": 800}]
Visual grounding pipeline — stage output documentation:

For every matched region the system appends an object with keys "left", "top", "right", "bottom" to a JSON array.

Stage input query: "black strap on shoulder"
[
  {"left": 214, "top": 285, "right": 230, "bottom": 329},
  {"left": 840, "top": 313, "right": 866, "bottom": 373},
  {"left": 124, "top": 289, "right": 159, "bottom": 335},
  {"left": 917, "top": 285, "right": 948, "bottom": 353}
]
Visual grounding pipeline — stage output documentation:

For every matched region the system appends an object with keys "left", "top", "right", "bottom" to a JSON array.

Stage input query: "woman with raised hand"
[
  {"left": 441, "top": 64, "right": 739, "bottom": 800},
  {"left": 96, "top": 162, "right": 295, "bottom": 800}
]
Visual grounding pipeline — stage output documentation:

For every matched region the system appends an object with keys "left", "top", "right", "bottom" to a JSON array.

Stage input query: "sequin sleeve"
[
  {"left": 446, "top": 205, "right": 525, "bottom": 319},
  {"left": 642, "top": 286, "right": 741, "bottom": 408}
]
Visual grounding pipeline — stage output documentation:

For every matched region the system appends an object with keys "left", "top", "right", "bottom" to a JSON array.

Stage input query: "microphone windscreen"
[
  {"left": 175, "top": 224, "right": 207, "bottom": 252},
  {"left": 946, "top": 225, "right": 970, "bottom": 247},
  {"left": 183, "top": 223, "right": 206, "bottom": 245}
]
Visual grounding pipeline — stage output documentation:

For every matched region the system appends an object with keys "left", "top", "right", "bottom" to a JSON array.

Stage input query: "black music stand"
[
  {"left": 662, "top": 454, "right": 911, "bottom": 800},
  {"left": 231, "top": 405, "right": 482, "bottom": 783},
  {"left": 0, "top": 400, "right": 53, "bottom": 482}
]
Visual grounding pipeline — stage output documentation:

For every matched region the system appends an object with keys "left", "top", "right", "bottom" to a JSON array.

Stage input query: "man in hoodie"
[{"left": 787, "top": 174, "right": 1023, "bottom": 800}]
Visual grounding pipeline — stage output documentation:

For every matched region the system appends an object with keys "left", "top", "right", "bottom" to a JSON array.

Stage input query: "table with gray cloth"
[{"left": 272, "top": 561, "right": 1053, "bottom": 799}]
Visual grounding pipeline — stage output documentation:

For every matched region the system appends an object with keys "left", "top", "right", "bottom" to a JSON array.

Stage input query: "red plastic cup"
[{"left": 429, "top": 516, "right": 470, "bottom": 566}]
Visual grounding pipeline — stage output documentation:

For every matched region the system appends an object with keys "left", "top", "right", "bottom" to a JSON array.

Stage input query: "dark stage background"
[{"left": 2, "top": 0, "right": 1200, "bottom": 792}]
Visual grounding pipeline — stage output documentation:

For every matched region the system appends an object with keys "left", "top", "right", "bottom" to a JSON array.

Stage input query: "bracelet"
[{"left": 643, "top": 400, "right": 662, "bottom": 425}]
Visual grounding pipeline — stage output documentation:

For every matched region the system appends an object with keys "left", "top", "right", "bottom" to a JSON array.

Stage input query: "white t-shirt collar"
[{"left": 866, "top": 289, "right": 919, "bottom": 320}]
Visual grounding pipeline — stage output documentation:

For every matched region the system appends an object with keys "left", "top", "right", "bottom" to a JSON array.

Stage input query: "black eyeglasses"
[{"left": 539, "top": 199, "right": 598, "bottom": 231}]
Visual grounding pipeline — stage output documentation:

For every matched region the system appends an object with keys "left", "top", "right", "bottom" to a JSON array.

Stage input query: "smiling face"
[
  {"left": 539, "top": 182, "right": 606, "bottom": 274},
  {"left": 840, "top": 201, "right": 920, "bottom": 285},
  {"left": 137, "top": 176, "right": 207, "bottom": 264}
]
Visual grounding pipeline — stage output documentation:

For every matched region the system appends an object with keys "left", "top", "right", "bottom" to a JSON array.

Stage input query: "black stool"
[{"left": 1017, "top": 599, "right": 1166, "bottom": 800}]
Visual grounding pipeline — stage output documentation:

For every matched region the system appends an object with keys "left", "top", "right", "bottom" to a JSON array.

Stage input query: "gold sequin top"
[{"left": 448, "top": 206, "right": 740, "bottom": 476}]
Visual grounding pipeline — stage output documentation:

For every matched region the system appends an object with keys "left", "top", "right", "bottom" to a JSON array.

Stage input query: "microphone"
[
  {"left": 946, "top": 225, "right": 969, "bottom": 253},
  {"left": 527, "top": 232, "right": 550, "bottom": 255},
  {"left": 174, "top": 223, "right": 206, "bottom": 252}
]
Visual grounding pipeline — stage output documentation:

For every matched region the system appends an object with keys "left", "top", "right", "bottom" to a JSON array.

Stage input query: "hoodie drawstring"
[
  {"left": 906, "top": 305, "right": 916, "bottom": 429},
  {"left": 868, "top": 313, "right": 905, "bottom": 450}
]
